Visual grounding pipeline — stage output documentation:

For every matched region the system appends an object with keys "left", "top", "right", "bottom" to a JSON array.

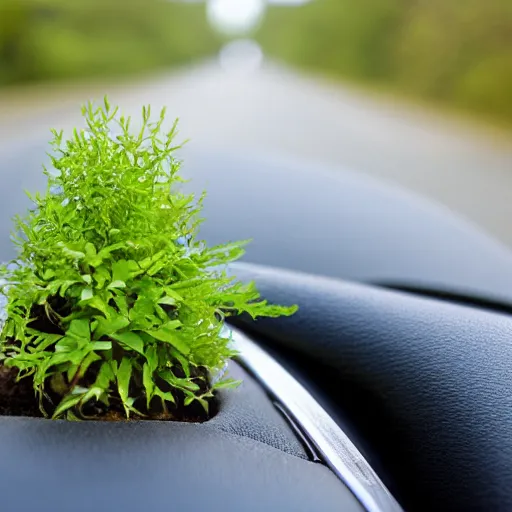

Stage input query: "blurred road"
[{"left": 0, "top": 60, "right": 511, "bottom": 259}]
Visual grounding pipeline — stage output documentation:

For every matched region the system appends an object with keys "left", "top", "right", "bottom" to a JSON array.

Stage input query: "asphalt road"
[{"left": 0, "top": 59, "right": 511, "bottom": 261}]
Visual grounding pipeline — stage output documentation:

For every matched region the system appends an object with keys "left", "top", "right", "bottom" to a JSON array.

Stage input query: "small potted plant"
[{"left": 0, "top": 99, "right": 297, "bottom": 421}]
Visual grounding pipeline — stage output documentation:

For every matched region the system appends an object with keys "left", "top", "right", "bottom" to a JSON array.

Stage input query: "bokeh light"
[{"left": 207, "top": 0, "right": 265, "bottom": 35}]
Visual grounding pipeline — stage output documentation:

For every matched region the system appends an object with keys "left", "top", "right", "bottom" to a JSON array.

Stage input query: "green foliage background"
[
  {"left": 256, "top": 0, "right": 512, "bottom": 124},
  {"left": 0, "top": 0, "right": 220, "bottom": 85}
]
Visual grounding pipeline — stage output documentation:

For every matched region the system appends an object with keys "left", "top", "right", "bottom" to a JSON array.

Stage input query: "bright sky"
[
  {"left": 207, "top": 0, "right": 265, "bottom": 34},
  {"left": 206, "top": 0, "right": 312, "bottom": 34}
]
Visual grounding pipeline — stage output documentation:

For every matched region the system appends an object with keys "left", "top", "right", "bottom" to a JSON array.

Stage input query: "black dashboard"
[{"left": 2, "top": 149, "right": 512, "bottom": 511}]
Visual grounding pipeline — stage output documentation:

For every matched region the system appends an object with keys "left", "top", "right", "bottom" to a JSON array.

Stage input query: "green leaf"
[
  {"left": 81, "top": 275, "right": 92, "bottom": 285},
  {"left": 42, "top": 269, "right": 55, "bottom": 280},
  {"left": 147, "top": 260, "right": 166, "bottom": 276},
  {"left": 81, "top": 288, "right": 93, "bottom": 301},
  {"left": 144, "top": 325, "right": 189, "bottom": 355},
  {"left": 153, "top": 387, "right": 175, "bottom": 405},
  {"left": 91, "top": 341, "right": 112, "bottom": 351},
  {"left": 140, "top": 250, "right": 166, "bottom": 270},
  {"left": 113, "top": 295, "right": 129, "bottom": 316},
  {"left": 59, "top": 280, "right": 80, "bottom": 297},
  {"left": 54, "top": 336, "right": 79, "bottom": 353},
  {"left": 108, "top": 280, "right": 126, "bottom": 289},
  {"left": 33, "top": 333, "right": 63, "bottom": 351},
  {"left": 51, "top": 372, "right": 68, "bottom": 395},
  {"left": 110, "top": 332, "right": 144, "bottom": 355},
  {"left": 157, "top": 296, "right": 176, "bottom": 306},
  {"left": 93, "top": 266, "right": 110, "bottom": 289},
  {"left": 175, "top": 378, "right": 200, "bottom": 392},
  {"left": 145, "top": 345, "right": 158, "bottom": 372},
  {"left": 49, "top": 347, "right": 91, "bottom": 367},
  {"left": 171, "top": 349, "right": 190, "bottom": 378},
  {"left": 183, "top": 395, "right": 209, "bottom": 414},
  {"left": 196, "top": 397, "right": 210, "bottom": 414},
  {"left": 67, "top": 319, "right": 90, "bottom": 340},
  {"left": 71, "top": 386, "right": 89, "bottom": 395},
  {"left": 154, "top": 304, "right": 169, "bottom": 322},
  {"left": 95, "top": 243, "right": 127, "bottom": 263},
  {"left": 84, "top": 243, "right": 97, "bottom": 259},
  {"left": 70, "top": 351, "right": 101, "bottom": 382},
  {"left": 112, "top": 260, "right": 132, "bottom": 283},
  {"left": 142, "top": 363, "right": 155, "bottom": 409},
  {"left": 117, "top": 357, "right": 133, "bottom": 416},
  {"left": 127, "top": 260, "right": 143, "bottom": 276},
  {"left": 94, "top": 361, "right": 116, "bottom": 389},
  {"left": 57, "top": 242, "right": 85, "bottom": 261},
  {"left": 94, "top": 315, "right": 130, "bottom": 339},
  {"left": 129, "top": 297, "right": 152, "bottom": 319},
  {"left": 158, "top": 292, "right": 181, "bottom": 305},
  {"left": 52, "top": 393, "right": 84, "bottom": 419},
  {"left": 66, "top": 410, "right": 81, "bottom": 421},
  {"left": 212, "top": 378, "right": 242, "bottom": 391},
  {"left": 83, "top": 295, "right": 110, "bottom": 317}
]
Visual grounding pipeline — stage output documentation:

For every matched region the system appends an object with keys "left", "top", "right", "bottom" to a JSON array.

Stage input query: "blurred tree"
[
  {"left": 0, "top": 0, "right": 31, "bottom": 82},
  {"left": 0, "top": 0, "right": 221, "bottom": 85},
  {"left": 256, "top": 0, "right": 512, "bottom": 124},
  {"left": 395, "top": 0, "right": 512, "bottom": 120}
]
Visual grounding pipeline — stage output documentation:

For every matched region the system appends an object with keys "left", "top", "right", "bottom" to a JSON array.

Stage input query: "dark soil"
[
  {"left": 0, "top": 295, "right": 218, "bottom": 422},
  {"left": 0, "top": 363, "right": 217, "bottom": 422},
  {"left": 0, "top": 365, "right": 41, "bottom": 417}
]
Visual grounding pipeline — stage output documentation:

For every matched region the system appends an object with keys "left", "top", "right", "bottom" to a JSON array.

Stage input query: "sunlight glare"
[{"left": 207, "top": 0, "right": 265, "bottom": 35}]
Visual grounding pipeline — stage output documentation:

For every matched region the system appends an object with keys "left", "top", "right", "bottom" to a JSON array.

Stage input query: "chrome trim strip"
[{"left": 233, "top": 328, "right": 403, "bottom": 512}]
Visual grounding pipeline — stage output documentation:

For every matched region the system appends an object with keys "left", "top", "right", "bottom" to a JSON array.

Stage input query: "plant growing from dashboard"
[{"left": 0, "top": 99, "right": 297, "bottom": 421}]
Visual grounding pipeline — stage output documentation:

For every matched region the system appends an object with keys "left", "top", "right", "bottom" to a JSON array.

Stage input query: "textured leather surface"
[
  {"left": 211, "top": 361, "right": 307, "bottom": 459},
  {"left": 230, "top": 261, "right": 512, "bottom": 512},
  {"left": 0, "top": 361, "right": 363, "bottom": 511},
  {"left": 0, "top": 416, "right": 363, "bottom": 512}
]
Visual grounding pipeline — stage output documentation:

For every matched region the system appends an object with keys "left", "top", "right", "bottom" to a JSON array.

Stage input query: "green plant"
[{"left": 0, "top": 99, "right": 297, "bottom": 420}]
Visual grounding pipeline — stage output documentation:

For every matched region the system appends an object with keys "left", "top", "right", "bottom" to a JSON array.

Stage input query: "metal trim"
[{"left": 232, "top": 328, "right": 403, "bottom": 512}]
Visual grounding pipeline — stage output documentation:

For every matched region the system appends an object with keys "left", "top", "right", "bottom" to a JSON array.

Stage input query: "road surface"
[{"left": 0, "top": 59, "right": 511, "bottom": 261}]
